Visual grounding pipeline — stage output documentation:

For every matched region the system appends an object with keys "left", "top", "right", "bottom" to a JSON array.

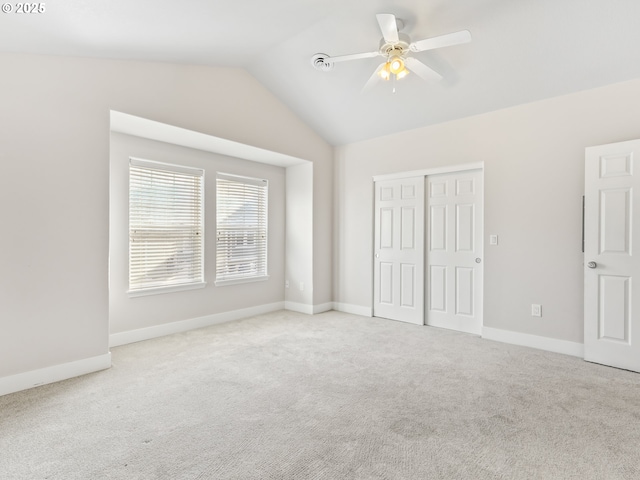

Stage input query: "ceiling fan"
[{"left": 311, "top": 13, "right": 471, "bottom": 90}]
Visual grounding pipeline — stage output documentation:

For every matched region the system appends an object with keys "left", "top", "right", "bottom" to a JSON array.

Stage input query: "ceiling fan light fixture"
[
  {"left": 388, "top": 55, "right": 405, "bottom": 75},
  {"left": 396, "top": 67, "right": 409, "bottom": 80},
  {"left": 378, "top": 63, "right": 391, "bottom": 80}
]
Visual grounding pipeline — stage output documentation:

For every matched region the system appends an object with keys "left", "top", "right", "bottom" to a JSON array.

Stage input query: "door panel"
[
  {"left": 401, "top": 207, "right": 416, "bottom": 249},
  {"left": 380, "top": 208, "right": 394, "bottom": 248},
  {"left": 585, "top": 140, "right": 640, "bottom": 372},
  {"left": 426, "top": 170, "right": 483, "bottom": 334},
  {"left": 455, "top": 267, "right": 474, "bottom": 316},
  {"left": 373, "top": 177, "right": 425, "bottom": 324},
  {"left": 598, "top": 275, "right": 630, "bottom": 342},
  {"left": 400, "top": 264, "right": 415, "bottom": 307},
  {"left": 456, "top": 204, "right": 474, "bottom": 252},
  {"left": 430, "top": 205, "right": 447, "bottom": 251},
  {"left": 379, "top": 262, "right": 393, "bottom": 305},
  {"left": 600, "top": 189, "right": 630, "bottom": 254},
  {"left": 429, "top": 265, "right": 447, "bottom": 312}
]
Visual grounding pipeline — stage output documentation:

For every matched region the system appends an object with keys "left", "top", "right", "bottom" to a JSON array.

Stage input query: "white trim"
[
  {"left": 313, "top": 302, "right": 334, "bottom": 314},
  {"left": 373, "top": 162, "right": 484, "bottom": 182},
  {"left": 482, "top": 326, "right": 584, "bottom": 358},
  {"left": 428, "top": 318, "right": 481, "bottom": 336},
  {"left": 284, "top": 301, "right": 314, "bottom": 315},
  {"left": 130, "top": 156, "right": 204, "bottom": 176},
  {"left": 0, "top": 353, "right": 112, "bottom": 397},
  {"left": 214, "top": 276, "right": 269, "bottom": 287},
  {"left": 109, "top": 302, "right": 284, "bottom": 347},
  {"left": 128, "top": 281, "right": 207, "bottom": 298},
  {"left": 217, "top": 172, "right": 268, "bottom": 187},
  {"left": 284, "top": 302, "right": 333, "bottom": 315},
  {"left": 333, "top": 302, "right": 373, "bottom": 317}
]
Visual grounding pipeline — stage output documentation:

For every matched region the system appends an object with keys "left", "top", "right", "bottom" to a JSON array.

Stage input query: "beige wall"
[
  {"left": 0, "top": 52, "right": 332, "bottom": 379},
  {"left": 335, "top": 78, "right": 640, "bottom": 344}
]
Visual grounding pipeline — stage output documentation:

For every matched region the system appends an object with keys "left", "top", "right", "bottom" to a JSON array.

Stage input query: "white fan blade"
[
  {"left": 409, "top": 30, "right": 471, "bottom": 53},
  {"left": 376, "top": 13, "right": 399, "bottom": 43},
  {"left": 327, "top": 51, "right": 380, "bottom": 64},
  {"left": 405, "top": 57, "right": 442, "bottom": 81},
  {"left": 362, "top": 63, "right": 386, "bottom": 92}
]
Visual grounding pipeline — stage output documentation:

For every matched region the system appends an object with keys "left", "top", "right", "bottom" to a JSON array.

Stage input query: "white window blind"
[
  {"left": 129, "top": 158, "right": 204, "bottom": 295},
  {"left": 216, "top": 173, "right": 268, "bottom": 284}
]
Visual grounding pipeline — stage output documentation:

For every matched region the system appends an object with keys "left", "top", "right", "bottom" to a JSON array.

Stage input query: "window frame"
[{"left": 128, "top": 157, "right": 206, "bottom": 297}]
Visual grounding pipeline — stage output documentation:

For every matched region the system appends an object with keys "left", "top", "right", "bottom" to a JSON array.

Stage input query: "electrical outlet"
[
  {"left": 531, "top": 304, "right": 542, "bottom": 317},
  {"left": 299, "top": 281, "right": 304, "bottom": 291},
  {"left": 285, "top": 280, "right": 289, "bottom": 288}
]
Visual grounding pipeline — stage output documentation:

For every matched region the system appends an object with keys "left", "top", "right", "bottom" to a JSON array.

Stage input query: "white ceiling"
[{"left": 2, "top": 0, "right": 640, "bottom": 145}]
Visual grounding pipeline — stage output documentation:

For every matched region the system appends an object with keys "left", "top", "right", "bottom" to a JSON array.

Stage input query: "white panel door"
[
  {"left": 585, "top": 140, "right": 640, "bottom": 372},
  {"left": 373, "top": 177, "right": 425, "bottom": 325},
  {"left": 426, "top": 170, "right": 483, "bottom": 334}
]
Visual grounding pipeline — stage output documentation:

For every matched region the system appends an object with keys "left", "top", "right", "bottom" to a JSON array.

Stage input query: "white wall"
[
  {"left": 0, "top": 52, "right": 332, "bottom": 382},
  {"left": 285, "top": 163, "right": 314, "bottom": 307},
  {"left": 109, "top": 133, "right": 285, "bottom": 335},
  {"left": 312, "top": 152, "right": 333, "bottom": 307},
  {"left": 335, "top": 77, "right": 640, "bottom": 344}
]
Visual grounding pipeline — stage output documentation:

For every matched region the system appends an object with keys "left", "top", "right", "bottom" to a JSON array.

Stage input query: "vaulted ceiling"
[{"left": 2, "top": 0, "right": 640, "bottom": 145}]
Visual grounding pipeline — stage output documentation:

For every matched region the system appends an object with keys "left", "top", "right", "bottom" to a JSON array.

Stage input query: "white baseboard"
[
  {"left": 482, "top": 326, "right": 584, "bottom": 358},
  {"left": 313, "top": 302, "right": 334, "bottom": 314},
  {"left": 284, "top": 301, "right": 314, "bottom": 315},
  {"left": 0, "top": 352, "right": 112, "bottom": 397},
  {"left": 332, "top": 302, "right": 373, "bottom": 317},
  {"left": 110, "top": 302, "right": 285, "bottom": 347},
  {"left": 284, "top": 302, "right": 335, "bottom": 315}
]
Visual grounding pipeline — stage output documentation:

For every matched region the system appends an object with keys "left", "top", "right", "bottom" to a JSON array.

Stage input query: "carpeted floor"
[{"left": 1, "top": 310, "right": 639, "bottom": 479}]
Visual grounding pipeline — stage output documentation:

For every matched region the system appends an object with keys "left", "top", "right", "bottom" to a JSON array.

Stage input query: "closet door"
[
  {"left": 426, "top": 170, "right": 483, "bottom": 334},
  {"left": 373, "top": 177, "right": 425, "bottom": 325}
]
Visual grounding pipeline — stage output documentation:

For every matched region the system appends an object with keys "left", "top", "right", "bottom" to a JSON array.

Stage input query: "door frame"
[{"left": 372, "top": 162, "right": 485, "bottom": 327}]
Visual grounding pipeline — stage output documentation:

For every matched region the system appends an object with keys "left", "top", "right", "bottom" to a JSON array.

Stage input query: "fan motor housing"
[{"left": 379, "top": 33, "right": 411, "bottom": 57}]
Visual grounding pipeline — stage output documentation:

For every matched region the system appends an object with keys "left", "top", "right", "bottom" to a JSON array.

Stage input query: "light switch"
[{"left": 489, "top": 235, "right": 498, "bottom": 246}]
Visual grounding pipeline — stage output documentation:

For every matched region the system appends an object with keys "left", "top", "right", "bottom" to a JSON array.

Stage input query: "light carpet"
[{"left": 1, "top": 310, "right": 639, "bottom": 479}]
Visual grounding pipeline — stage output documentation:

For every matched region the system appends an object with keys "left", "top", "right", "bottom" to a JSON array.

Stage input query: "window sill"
[
  {"left": 128, "top": 281, "right": 207, "bottom": 298},
  {"left": 215, "top": 275, "right": 269, "bottom": 287}
]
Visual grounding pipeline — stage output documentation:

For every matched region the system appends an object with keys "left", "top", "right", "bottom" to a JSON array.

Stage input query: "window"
[
  {"left": 216, "top": 173, "right": 268, "bottom": 285},
  {"left": 129, "top": 158, "right": 205, "bottom": 296}
]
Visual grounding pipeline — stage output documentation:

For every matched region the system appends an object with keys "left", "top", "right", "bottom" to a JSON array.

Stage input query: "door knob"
[
  {"left": 475, "top": 258, "right": 481, "bottom": 264},
  {"left": 375, "top": 253, "right": 379, "bottom": 258},
  {"left": 587, "top": 261, "right": 597, "bottom": 269}
]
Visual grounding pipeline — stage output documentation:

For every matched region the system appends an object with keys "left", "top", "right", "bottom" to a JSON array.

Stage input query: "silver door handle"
[
  {"left": 587, "top": 261, "right": 597, "bottom": 269},
  {"left": 475, "top": 258, "right": 481, "bottom": 264},
  {"left": 375, "top": 253, "right": 379, "bottom": 258}
]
